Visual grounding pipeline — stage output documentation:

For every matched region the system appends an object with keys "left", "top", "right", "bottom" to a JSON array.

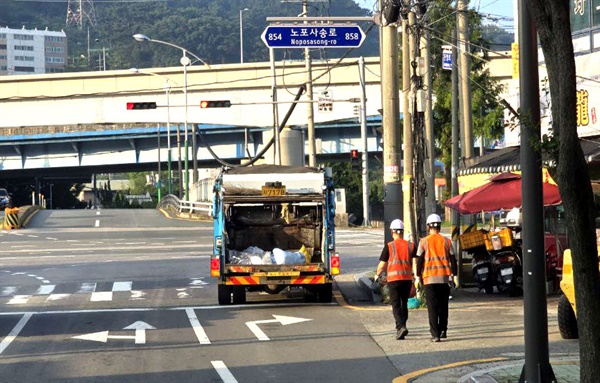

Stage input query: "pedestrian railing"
[{"left": 157, "top": 194, "right": 212, "bottom": 218}]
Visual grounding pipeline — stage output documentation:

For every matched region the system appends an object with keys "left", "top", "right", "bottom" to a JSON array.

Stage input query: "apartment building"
[{"left": 0, "top": 26, "right": 68, "bottom": 76}]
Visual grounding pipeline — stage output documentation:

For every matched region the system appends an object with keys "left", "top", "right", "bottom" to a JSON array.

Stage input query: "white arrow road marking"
[
  {"left": 186, "top": 308, "right": 210, "bottom": 344},
  {"left": 245, "top": 315, "right": 312, "bottom": 341},
  {"left": 72, "top": 321, "right": 156, "bottom": 344},
  {"left": 211, "top": 361, "right": 238, "bottom": 383}
]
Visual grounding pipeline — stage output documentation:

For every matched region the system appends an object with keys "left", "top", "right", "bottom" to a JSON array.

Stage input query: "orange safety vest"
[
  {"left": 420, "top": 233, "right": 452, "bottom": 285},
  {"left": 387, "top": 238, "right": 414, "bottom": 282}
]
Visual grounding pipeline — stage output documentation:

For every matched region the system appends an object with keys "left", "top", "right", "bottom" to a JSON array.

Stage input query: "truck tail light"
[
  {"left": 330, "top": 253, "right": 340, "bottom": 275},
  {"left": 210, "top": 257, "right": 220, "bottom": 277}
]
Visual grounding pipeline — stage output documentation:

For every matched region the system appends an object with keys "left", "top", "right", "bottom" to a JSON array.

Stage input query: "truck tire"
[
  {"left": 232, "top": 286, "right": 246, "bottom": 304},
  {"left": 218, "top": 285, "right": 232, "bottom": 305},
  {"left": 318, "top": 283, "right": 333, "bottom": 303},
  {"left": 558, "top": 294, "right": 578, "bottom": 339}
]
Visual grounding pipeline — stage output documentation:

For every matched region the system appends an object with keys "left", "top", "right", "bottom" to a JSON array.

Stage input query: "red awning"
[{"left": 443, "top": 172, "right": 562, "bottom": 214}]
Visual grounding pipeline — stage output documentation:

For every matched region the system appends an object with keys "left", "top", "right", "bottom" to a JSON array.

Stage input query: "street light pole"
[
  {"left": 239, "top": 8, "right": 249, "bottom": 63},
  {"left": 133, "top": 33, "right": 210, "bottom": 201},
  {"left": 129, "top": 68, "right": 178, "bottom": 196}
]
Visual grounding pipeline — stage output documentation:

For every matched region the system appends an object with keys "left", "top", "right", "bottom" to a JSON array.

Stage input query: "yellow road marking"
[{"left": 392, "top": 357, "right": 509, "bottom": 383}]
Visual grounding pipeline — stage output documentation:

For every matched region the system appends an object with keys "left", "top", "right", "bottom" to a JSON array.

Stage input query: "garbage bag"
[
  {"left": 273, "top": 248, "right": 306, "bottom": 265},
  {"left": 407, "top": 297, "right": 421, "bottom": 309}
]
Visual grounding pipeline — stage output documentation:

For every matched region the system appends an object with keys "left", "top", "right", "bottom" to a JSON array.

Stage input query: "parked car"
[{"left": 0, "top": 188, "right": 11, "bottom": 210}]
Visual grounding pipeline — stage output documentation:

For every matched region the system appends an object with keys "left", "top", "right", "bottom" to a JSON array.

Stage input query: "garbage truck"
[{"left": 210, "top": 164, "right": 339, "bottom": 305}]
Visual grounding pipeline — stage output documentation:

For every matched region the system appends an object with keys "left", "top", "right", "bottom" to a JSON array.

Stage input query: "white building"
[{"left": 0, "top": 26, "right": 68, "bottom": 76}]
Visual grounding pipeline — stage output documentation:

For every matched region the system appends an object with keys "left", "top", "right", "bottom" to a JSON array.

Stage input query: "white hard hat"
[
  {"left": 426, "top": 214, "right": 442, "bottom": 225},
  {"left": 390, "top": 219, "right": 404, "bottom": 231}
]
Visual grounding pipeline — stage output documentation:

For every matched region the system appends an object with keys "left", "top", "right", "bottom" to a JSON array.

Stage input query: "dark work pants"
[
  {"left": 424, "top": 283, "right": 451, "bottom": 338},
  {"left": 387, "top": 280, "right": 413, "bottom": 330}
]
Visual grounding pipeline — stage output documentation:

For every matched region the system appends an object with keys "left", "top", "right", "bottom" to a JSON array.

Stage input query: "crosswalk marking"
[
  {"left": 36, "top": 285, "right": 56, "bottom": 295},
  {"left": 8, "top": 295, "right": 31, "bottom": 305},
  {"left": 1, "top": 279, "right": 210, "bottom": 306},
  {"left": 90, "top": 291, "right": 113, "bottom": 302},
  {"left": 112, "top": 281, "right": 132, "bottom": 292}
]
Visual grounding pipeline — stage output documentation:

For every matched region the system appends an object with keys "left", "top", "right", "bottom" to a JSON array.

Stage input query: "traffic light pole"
[{"left": 358, "top": 57, "right": 370, "bottom": 226}]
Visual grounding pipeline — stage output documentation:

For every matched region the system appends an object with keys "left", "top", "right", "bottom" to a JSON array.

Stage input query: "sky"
[{"left": 355, "top": 0, "right": 515, "bottom": 29}]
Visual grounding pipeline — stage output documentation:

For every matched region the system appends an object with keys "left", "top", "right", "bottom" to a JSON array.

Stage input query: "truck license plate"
[
  {"left": 267, "top": 271, "right": 300, "bottom": 277},
  {"left": 261, "top": 186, "right": 286, "bottom": 196}
]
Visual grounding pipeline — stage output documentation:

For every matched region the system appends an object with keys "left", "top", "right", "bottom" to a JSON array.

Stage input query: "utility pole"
[
  {"left": 401, "top": 11, "right": 413, "bottom": 240},
  {"left": 517, "top": 0, "right": 555, "bottom": 381},
  {"left": 421, "top": 17, "right": 435, "bottom": 217},
  {"left": 303, "top": 0, "right": 317, "bottom": 167},
  {"left": 451, "top": 29, "right": 462, "bottom": 284},
  {"left": 381, "top": 13, "right": 402, "bottom": 244},
  {"left": 359, "top": 56, "right": 370, "bottom": 226},
  {"left": 457, "top": 0, "right": 473, "bottom": 158}
]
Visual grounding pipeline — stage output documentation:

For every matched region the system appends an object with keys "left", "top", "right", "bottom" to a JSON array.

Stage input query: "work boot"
[
  {"left": 396, "top": 327, "right": 409, "bottom": 340},
  {"left": 440, "top": 331, "right": 447, "bottom": 339},
  {"left": 430, "top": 337, "right": 440, "bottom": 343}
]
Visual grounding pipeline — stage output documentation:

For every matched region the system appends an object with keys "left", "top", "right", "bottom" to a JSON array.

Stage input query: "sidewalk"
[{"left": 334, "top": 271, "right": 581, "bottom": 383}]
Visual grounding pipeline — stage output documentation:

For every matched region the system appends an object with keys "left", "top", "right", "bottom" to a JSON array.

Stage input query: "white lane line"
[
  {"left": 46, "top": 237, "right": 58, "bottom": 240},
  {"left": 7, "top": 295, "right": 31, "bottom": 305},
  {"left": 185, "top": 308, "right": 211, "bottom": 345},
  {"left": 0, "top": 313, "right": 33, "bottom": 355},
  {"left": 90, "top": 291, "right": 112, "bottom": 302},
  {"left": 35, "top": 285, "right": 56, "bottom": 295},
  {"left": 94, "top": 220, "right": 100, "bottom": 228},
  {"left": 96, "top": 211, "right": 101, "bottom": 215},
  {"left": 112, "top": 282, "right": 132, "bottom": 292},
  {"left": 211, "top": 361, "right": 238, "bottom": 383},
  {"left": 27, "top": 235, "right": 38, "bottom": 238}
]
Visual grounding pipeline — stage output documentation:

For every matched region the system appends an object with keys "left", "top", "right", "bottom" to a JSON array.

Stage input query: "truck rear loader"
[{"left": 210, "top": 165, "right": 339, "bottom": 305}]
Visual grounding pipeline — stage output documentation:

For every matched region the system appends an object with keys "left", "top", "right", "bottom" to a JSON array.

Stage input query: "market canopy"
[{"left": 443, "top": 172, "right": 562, "bottom": 215}]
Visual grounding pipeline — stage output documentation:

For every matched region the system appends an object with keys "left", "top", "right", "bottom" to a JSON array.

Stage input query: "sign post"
[{"left": 261, "top": 25, "right": 366, "bottom": 49}]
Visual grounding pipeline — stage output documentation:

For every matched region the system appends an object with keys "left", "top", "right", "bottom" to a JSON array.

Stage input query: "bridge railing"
[{"left": 157, "top": 194, "right": 212, "bottom": 219}]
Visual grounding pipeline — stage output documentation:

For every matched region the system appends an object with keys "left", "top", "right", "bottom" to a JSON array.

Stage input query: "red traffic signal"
[
  {"left": 200, "top": 100, "right": 231, "bottom": 108},
  {"left": 127, "top": 102, "right": 157, "bottom": 110},
  {"left": 350, "top": 149, "right": 359, "bottom": 159}
]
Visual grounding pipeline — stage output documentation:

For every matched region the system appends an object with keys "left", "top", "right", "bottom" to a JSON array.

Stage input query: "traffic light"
[
  {"left": 350, "top": 149, "right": 360, "bottom": 171},
  {"left": 200, "top": 100, "right": 231, "bottom": 108},
  {"left": 127, "top": 102, "right": 157, "bottom": 110}
]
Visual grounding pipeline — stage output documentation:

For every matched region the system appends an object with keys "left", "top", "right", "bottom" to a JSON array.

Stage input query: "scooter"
[
  {"left": 471, "top": 249, "right": 495, "bottom": 294},
  {"left": 491, "top": 250, "right": 523, "bottom": 297}
]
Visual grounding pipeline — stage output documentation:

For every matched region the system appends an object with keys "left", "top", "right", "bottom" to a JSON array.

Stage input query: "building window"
[
  {"left": 45, "top": 46, "right": 65, "bottom": 53},
  {"left": 14, "top": 34, "right": 34, "bottom": 41},
  {"left": 46, "top": 57, "right": 64, "bottom": 64},
  {"left": 44, "top": 36, "right": 64, "bottom": 43},
  {"left": 0, "top": 66, "right": 7, "bottom": 71},
  {"left": 0, "top": 33, "right": 6, "bottom": 39},
  {"left": 14, "top": 45, "right": 34, "bottom": 51},
  {"left": 0, "top": 55, "right": 6, "bottom": 60},
  {"left": 15, "top": 56, "right": 34, "bottom": 61},
  {"left": 14, "top": 66, "right": 35, "bottom": 72},
  {"left": 0, "top": 44, "right": 6, "bottom": 50}
]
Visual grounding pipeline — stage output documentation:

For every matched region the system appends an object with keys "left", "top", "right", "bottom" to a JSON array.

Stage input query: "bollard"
[{"left": 2, "top": 207, "right": 20, "bottom": 229}]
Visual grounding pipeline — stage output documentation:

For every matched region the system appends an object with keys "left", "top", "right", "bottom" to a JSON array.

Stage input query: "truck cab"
[{"left": 210, "top": 165, "right": 339, "bottom": 305}]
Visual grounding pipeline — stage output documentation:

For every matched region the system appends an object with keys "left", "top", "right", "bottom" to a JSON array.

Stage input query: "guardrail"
[{"left": 157, "top": 194, "right": 212, "bottom": 219}]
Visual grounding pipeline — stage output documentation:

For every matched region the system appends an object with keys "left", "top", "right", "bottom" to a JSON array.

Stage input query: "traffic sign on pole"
[{"left": 261, "top": 24, "right": 366, "bottom": 49}]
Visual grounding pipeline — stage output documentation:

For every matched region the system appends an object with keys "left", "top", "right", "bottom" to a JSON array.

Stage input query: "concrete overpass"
[{"left": 0, "top": 58, "right": 385, "bottom": 181}]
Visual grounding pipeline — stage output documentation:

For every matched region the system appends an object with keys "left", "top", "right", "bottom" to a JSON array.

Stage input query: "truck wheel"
[
  {"left": 318, "top": 283, "right": 333, "bottom": 303},
  {"left": 218, "top": 285, "right": 232, "bottom": 305},
  {"left": 232, "top": 286, "right": 246, "bottom": 304},
  {"left": 558, "top": 294, "right": 578, "bottom": 339}
]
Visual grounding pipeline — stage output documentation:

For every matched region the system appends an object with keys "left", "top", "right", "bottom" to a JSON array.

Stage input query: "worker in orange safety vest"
[
  {"left": 415, "top": 213, "right": 458, "bottom": 342},
  {"left": 375, "top": 218, "right": 416, "bottom": 340}
]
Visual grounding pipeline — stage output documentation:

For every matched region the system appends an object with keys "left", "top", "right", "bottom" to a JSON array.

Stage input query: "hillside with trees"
[{"left": 1, "top": 0, "right": 378, "bottom": 71}]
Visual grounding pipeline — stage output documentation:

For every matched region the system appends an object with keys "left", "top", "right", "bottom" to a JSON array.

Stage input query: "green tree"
[
  {"left": 527, "top": 1, "right": 600, "bottom": 381},
  {"left": 425, "top": 1, "right": 506, "bottom": 197}
]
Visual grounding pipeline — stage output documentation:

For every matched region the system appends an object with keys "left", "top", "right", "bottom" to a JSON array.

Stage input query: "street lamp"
[
  {"left": 133, "top": 33, "right": 210, "bottom": 201},
  {"left": 94, "top": 38, "right": 107, "bottom": 71},
  {"left": 130, "top": 68, "right": 181, "bottom": 197},
  {"left": 239, "top": 8, "right": 249, "bottom": 63}
]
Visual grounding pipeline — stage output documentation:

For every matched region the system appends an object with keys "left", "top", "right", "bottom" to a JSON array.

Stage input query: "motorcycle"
[
  {"left": 471, "top": 249, "right": 494, "bottom": 294},
  {"left": 491, "top": 249, "right": 523, "bottom": 297}
]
